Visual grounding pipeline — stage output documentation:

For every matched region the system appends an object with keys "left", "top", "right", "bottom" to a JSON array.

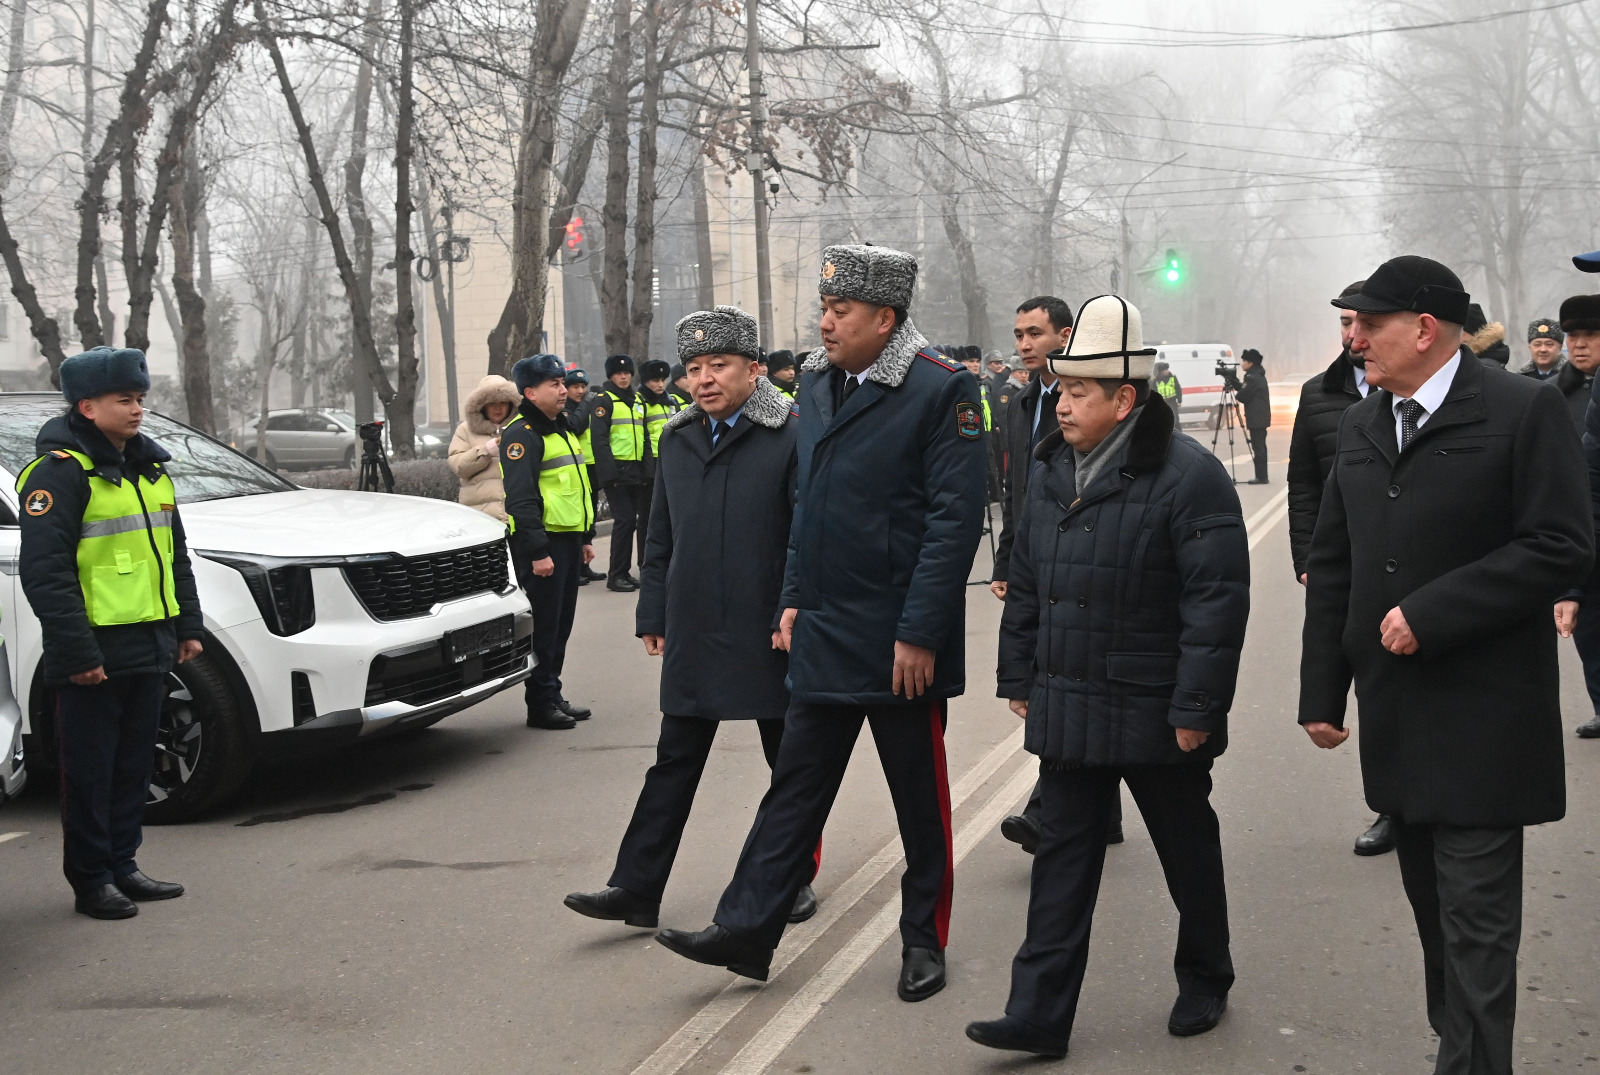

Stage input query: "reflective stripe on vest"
[
  {"left": 604, "top": 389, "right": 647, "bottom": 461},
  {"left": 1155, "top": 378, "right": 1178, "bottom": 400},
  {"left": 16, "top": 448, "right": 179, "bottom": 626},
  {"left": 539, "top": 429, "right": 594, "bottom": 533}
]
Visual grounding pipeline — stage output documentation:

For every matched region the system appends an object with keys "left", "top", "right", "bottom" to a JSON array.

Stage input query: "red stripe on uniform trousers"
[{"left": 929, "top": 698, "right": 955, "bottom": 948}]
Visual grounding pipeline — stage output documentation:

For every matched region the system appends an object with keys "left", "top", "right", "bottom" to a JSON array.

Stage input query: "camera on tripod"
[
  {"left": 358, "top": 421, "right": 385, "bottom": 448},
  {"left": 1214, "top": 360, "right": 1242, "bottom": 393},
  {"left": 355, "top": 421, "right": 394, "bottom": 493}
]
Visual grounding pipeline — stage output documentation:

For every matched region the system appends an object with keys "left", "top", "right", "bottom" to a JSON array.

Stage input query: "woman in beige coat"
[{"left": 449, "top": 375, "right": 521, "bottom": 522}]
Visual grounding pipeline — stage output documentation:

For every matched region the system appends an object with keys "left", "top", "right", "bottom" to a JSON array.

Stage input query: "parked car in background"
[
  {"left": 0, "top": 393, "right": 532, "bottom": 822},
  {"left": 234, "top": 408, "right": 358, "bottom": 470}
]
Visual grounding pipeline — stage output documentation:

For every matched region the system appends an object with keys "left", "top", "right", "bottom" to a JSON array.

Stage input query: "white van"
[{"left": 1152, "top": 343, "right": 1237, "bottom": 426}]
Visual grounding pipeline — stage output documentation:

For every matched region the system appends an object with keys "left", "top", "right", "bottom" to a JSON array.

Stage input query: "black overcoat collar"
[
  {"left": 1032, "top": 394, "right": 1176, "bottom": 514},
  {"left": 1351, "top": 352, "right": 1487, "bottom": 465}
]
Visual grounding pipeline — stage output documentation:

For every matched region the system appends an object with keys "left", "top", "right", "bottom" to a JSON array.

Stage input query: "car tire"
[
  {"left": 343, "top": 446, "right": 356, "bottom": 470},
  {"left": 143, "top": 653, "right": 254, "bottom": 824}
]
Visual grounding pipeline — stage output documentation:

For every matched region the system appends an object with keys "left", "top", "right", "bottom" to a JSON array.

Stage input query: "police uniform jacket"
[
  {"left": 588, "top": 383, "right": 653, "bottom": 487},
  {"left": 1300, "top": 355, "right": 1592, "bottom": 827},
  {"left": 1286, "top": 350, "right": 1364, "bottom": 578},
  {"left": 500, "top": 400, "right": 595, "bottom": 564},
  {"left": 997, "top": 398, "right": 1250, "bottom": 767},
  {"left": 19, "top": 412, "right": 203, "bottom": 683},
  {"left": 1518, "top": 358, "right": 1591, "bottom": 435},
  {"left": 637, "top": 377, "right": 797, "bottom": 721},
  {"left": 785, "top": 322, "right": 988, "bottom": 704},
  {"left": 563, "top": 395, "right": 592, "bottom": 439}
]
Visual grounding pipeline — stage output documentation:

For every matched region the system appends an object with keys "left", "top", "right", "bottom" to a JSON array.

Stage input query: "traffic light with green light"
[{"left": 1163, "top": 249, "right": 1182, "bottom": 284}]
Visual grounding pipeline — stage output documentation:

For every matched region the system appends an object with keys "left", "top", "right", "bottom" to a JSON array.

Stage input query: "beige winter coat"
[{"left": 449, "top": 375, "right": 521, "bottom": 521}]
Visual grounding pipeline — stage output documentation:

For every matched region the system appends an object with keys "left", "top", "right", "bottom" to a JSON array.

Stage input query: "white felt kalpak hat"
[{"left": 1047, "top": 294, "right": 1157, "bottom": 380}]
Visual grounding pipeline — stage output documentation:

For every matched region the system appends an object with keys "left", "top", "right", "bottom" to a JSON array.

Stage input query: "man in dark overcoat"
[
  {"left": 656, "top": 244, "right": 988, "bottom": 1002},
  {"left": 1236, "top": 348, "right": 1271, "bottom": 484},
  {"left": 1286, "top": 282, "right": 1394, "bottom": 857},
  {"left": 564, "top": 306, "right": 819, "bottom": 928},
  {"left": 965, "top": 295, "right": 1249, "bottom": 1059},
  {"left": 1300, "top": 257, "right": 1592, "bottom": 1075},
  {"left": 1565, "top": 294, "right": 1600, "bottom": 738}
]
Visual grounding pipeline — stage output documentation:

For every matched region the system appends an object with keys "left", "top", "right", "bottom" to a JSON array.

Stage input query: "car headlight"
[{"left": 194, "top": 551, "right": 389, "bottom": 637}]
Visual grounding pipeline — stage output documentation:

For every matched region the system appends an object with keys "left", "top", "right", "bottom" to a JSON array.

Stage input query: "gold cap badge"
[
  {"left": 821, "top": 261, "right": 836, "bottom": 280},
  {"left": 694, "top": 329, "right": 705, "bottom": 341}
]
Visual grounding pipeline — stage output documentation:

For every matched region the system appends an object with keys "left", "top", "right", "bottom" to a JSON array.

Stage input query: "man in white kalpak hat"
[{"left": 967, "top": 294, "right": 1251, "bottom": 1058}]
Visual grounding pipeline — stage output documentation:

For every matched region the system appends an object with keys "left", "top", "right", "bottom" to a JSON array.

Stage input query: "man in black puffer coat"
[{"left": 966, "top": 295, "right": 1249, "bottom": 1060}]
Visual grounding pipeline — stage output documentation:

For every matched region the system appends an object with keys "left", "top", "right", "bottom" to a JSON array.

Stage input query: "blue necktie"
[{"left": 712, "top": 420, "right": 729, "bottom": 446}]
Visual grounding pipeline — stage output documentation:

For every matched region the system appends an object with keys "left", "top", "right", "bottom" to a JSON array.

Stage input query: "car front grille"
[
  {"left": 343, "top": 540, "right": 511, "bottom": 621},
  {"left": 365, "top": 634, "right": 532, "bottom": 708}
]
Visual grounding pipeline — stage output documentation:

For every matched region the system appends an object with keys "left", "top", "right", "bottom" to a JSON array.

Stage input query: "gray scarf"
[{"left": 1073, "top": 405, "right": 1144, "bottom": 496}]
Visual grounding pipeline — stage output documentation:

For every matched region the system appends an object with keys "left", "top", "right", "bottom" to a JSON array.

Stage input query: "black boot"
[
  {"left": 527, "top": 707, "right": 576, "bottom": 730},
  {"left": 556, "top": 698, "right": 591, "bottom": 721},
  {"left": 965, "top": 1015, "right": 1069, "bottom": 1058},
  {"left": 656, "top": 924, "right": 772, "bottom": 981},
  {"left": 787, "top": 883, "right": 818, "bottom": 923},
  {"left": 75, "top": 883, "right": 138, "bottom": 920},
  {"left": 564, "top": 886, "right": 659, "bottom": 928},
  {"left": 898, "top": 946, "right": 945, "bottom": 1002},
  {"left": 1576, "top": 716, "right": 1600, "bottom": 738},
  {"left": 1168, "top": 993, "right": 1227, "bottom": 1036},
  {"left": 115, "top": 870, "right": 184, "bottom": 901},
  {"left": 606, "top": 576, "right": 638, "bottom": 593},
  {"left": 1353, "top": 815, "right": 1396, "bottom": 856},
  {"left": 999, "top": 813, "right": 1040, "bottom": 855}
]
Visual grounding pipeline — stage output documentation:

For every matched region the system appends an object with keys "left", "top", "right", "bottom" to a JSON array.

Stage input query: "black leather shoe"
[
  {"left": 578, "top": 575, "right": 590, "bottom": 587},
  {"left": 1246, "top": 478, "right": 1269, "bottom": 485},
  {"left": 965, "top": 1015, "right": 1069, "bottom": 1058},
  {"left": 115, "top": 871, "right": 184, "bottom": 901},
  {"left": 787, "top": 883, "right": 818, "bottom": 923},
  {"left": 564, "top": 886, "right": 659, "bottom": 928},
  {"left": 1577, "top": 716, "right": 1600, "bottom": 738},
  {"left": 606, "top": 577, "right": 638, "bottom": 593},
  {"left": 75, "top": 884, "right": 138, "bottom": 920},
  {"left": 527, "top": 708, "right": 576, "bottom": 730},
  {"left": 1000, "top": 813, "right": 1040, "bottom": 855},
  {"left": 582, "top": 566, "right": 607, "bottom": 581},
  {"left": 1354, "top": 815, "right": 1396, "bottom": 856},
  {"left": 1168, "top": 993, "right": 1226, "bottom": 1036},
  {"left": 898, "top": 946, "right": 946, "bottom": 1002},
  {"left": 557, "top": 698, "right": 591, "bottom": 721},
  {"left": 656, "top": 924, "right": 771, "bottom": 981}
]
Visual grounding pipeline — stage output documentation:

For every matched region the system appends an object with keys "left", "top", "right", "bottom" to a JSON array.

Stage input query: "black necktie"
[
  {"left": 1398, "top": 398, "right": 1424, "bottom": 450},
  {"left": 841, "top": 371, "right": 859, "bottom": 405},
  {"left": 711, "top": 420, "right": 729, "bottom": 446},
  {"left": 1033, "top": 388, "right": 1056, "bottom": 447}
]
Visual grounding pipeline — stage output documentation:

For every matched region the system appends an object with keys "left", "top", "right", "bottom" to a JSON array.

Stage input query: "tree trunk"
[
  {"left": 73, "top": 0, "right": 169, "bottom": 351},
  {"left": 0, "top": 203, "right": 66, "bottom": 374},
  {"left": 418, "top": 180, "right": 460, "bottom": 426},
  {"left": 628, "top": 0, "right": 662, "bottom": 358},
  {"left": 0, "top": 0, "right": 27, "bottom": 188},
  {"left": 484, "top": 0, "right": 591, "bottom": 375},
  {"left": 936, "top": 187, "right": 991, "bottom": 348},
  {"left": 599, "top": 0, "right": 632, "bottom": 355},
  {"left": 691, "top": 148, "right": 716, "bottom": 309},
  {"left": 256, "top": 2, "right": 392, "bottom": 417},
  {"left": 1037, "top": 122, "right": 1076, "bottom": 296},
  {"left": 343, "top": 0, "right": 383, "bottom": 421},
  {"left": 387, "top": 0, "right": 418, "bottom": 459},
  {"left": 169, "top": 164, "right": 215, "bottom": 432}
]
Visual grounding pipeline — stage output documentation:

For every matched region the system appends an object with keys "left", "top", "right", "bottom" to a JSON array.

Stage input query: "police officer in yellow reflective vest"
[
  {"left": 564, "top": 367, "right": 606, "bottom": 586},
  {"left": 503, "top": 353, "right": 597, "bottom": 730},
  {"left": 589, "top": 354, "right": 653, "bottom": 591},
  {"left": 640, "top": 358, "right": 687, "bottom": 458},
  {"left": 17, "top": 347, "right": 202, "bottom": 920}
]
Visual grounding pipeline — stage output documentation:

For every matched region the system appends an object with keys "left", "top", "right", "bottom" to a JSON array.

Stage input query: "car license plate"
[{"left": 445, "top": 615, "right": 514, "bottom": 664}]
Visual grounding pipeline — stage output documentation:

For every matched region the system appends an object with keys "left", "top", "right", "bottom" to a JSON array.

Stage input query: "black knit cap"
[
  {"left": 1333, "top": 256, "right": 1470, "bottom": 325},
  {"left": 765, "top": 349, "right": 795, "bottom": 372},
  {"left": 1560, "top": 294, "right": 1600, "bottom": 333},
  {"left": 605, "top": 353, "right": 635, "bottom": 377},
  {"left": 640, "top": 358, "right": 671, "bottom": 382}
]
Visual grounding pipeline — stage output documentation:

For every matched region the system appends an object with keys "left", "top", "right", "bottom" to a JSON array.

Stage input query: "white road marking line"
[
  {"left": 0, "top": 831, "right": 28, "bottom": 845},
  {"left": 1247, "top": 487, "right": 1290, "bottom": 550},
  {"left": 720, "top": 761, "right": 1038, "bottom": 1075},
  {"left": 629, "top": 728, "right": 1026, "bottom": 1075}
]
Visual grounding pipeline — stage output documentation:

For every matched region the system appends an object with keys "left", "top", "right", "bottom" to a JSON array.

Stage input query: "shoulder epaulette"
[
  {"left": 789, "top": 405, "right": 800, "bottom": 418},
  {"left": 49, "top": 450, "right": 71, "bottom": 459},
  {"left": 919, "top": 350, "right": 960, "bottom": 372}
]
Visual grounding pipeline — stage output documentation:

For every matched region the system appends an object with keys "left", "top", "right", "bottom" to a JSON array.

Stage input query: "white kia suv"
[{"left": 0, "top": 394, "right": 532, "bottom": 822}]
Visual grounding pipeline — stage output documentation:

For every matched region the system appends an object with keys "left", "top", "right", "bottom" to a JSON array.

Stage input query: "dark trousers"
[
  {"left": 1394, "top": 821, "right": 1523, "bottom": 1075},
  {"left": 1006, "top": 762, "right": 1233, "bottom": 1041},
  {"left": 716, "top": 699, "right": 954, "bottom": 952},
  {"left": 1248, "top": 425, "right": 1269, "bottom": 482},
  {"left": 55, "top": 673, "right": 167, "bottom": 892},
  {"left": 1573, "top": 561, "right": 1600, "bottom": 714},
  {"left": 518, "top": 532, "right": 584, "bottom": 712},
  {"left": 609, "top": 715, "right": 818, "bottom": 902},
  {"left": 1022, "top": 776, "right": 1123, "bottom": 834},
  {"left": 606, "top": 482, "right": 652, "bottom": 579}
]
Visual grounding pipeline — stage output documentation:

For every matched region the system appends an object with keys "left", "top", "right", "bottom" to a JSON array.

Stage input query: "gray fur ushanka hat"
[
  {"left": 60, "top": 346, "right": 151, "bottom": 404},
  {"left": 676, "top": 305, "right": 761, "bottom": 362},
  {"left": 818, "top": 244, "right": 917, "bottom": 310}
]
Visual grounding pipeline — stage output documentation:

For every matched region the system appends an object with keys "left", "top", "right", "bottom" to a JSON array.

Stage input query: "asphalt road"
[{"left": 2, "top": 427, "right": 1598, "bottom": 1075}]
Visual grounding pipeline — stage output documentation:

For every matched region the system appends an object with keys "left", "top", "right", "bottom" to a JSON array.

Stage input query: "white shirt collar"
[
  {"left": 1391, "top": 349, "right": 1460, "bottom": 440},
  {"left": 1352, "top": 362, "right": 1370, "bottom": 397}
]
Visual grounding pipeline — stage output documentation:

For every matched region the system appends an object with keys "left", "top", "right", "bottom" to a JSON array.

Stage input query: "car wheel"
[
  {"left": 343, "top": 446, "right": 355, "bottom": 469},
  {"left": 144, "top": 653, "right": 254, "bottom": 824}
]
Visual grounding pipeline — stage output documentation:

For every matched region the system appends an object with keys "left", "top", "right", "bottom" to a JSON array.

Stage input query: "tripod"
[
  {"left": 1208, "top": 386, "right": 1242, "bottom": 484},
  {"left": 357, "top": 422, "right": 395, "bottom": 493}
]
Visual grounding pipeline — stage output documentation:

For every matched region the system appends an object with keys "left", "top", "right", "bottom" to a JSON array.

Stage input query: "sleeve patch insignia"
[
  {"left": 955, "top": 402, "right": 983, "bottom": 440},
  {"left": 24, "top": 489, "right": 52, "bottom": 516},
  {"left": 593, "top": 405, "right": 606, "bottom": 417},
  {"left": 999, "top": 394, "right": 1010, "bottom": 404},
  {"left": 506, "top": 442, "right": 526, "bottom": 460}
]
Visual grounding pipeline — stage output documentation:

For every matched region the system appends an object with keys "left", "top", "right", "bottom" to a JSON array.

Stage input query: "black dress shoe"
[
  {"left": 1354, "top": 814, "right": 1396, "bottom": 856},
  {"left": 965, "top": 1015, "right": 1069, "bottom": 1058},
  {"left": 1000, "top": 813, "right": 1040, "bottom": 855},
  {"left": 606, "top": 577, "right": 638, "bottom": 593},
  {"left": 1246, "top": 478, "right": 1269, "bottom": 485},
  {"left": 898, "top": 946, "right": 945, "bottom": 1002},
  {"left": 1577, "top": 716, "right": 1600, "bottom": 738},
  {"left": 115, "top": 870, "right": 184, "bottom": 901},
  {"left": 656, "top": 924, "right": 771, "bottom": 981},
  {"left": 581, "top": 565, "right": 607, "bottom": 581},
  {"left": 564, "top": 886, "right": 659, "bottom": 928},
  {"left": 75, "top": 884, "right": 138, "bottom": 920},
  {"left": 578, "top": 575, "right": 590, "bottom": 586},
  {"left": 1168, "top": 993, "right": 1226, "bottom": 1036},
  {"left": 787, "top": 883, "right": 818, "bottom": 923},
  {"left": 557, "top": 698, "right": 592, "bottom": 721},
  {"left": 527, "top": 708, "right": 576, "bottom": 730}
]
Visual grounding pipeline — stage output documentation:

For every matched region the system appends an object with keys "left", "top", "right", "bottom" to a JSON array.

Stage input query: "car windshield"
[{"left": 0, "top": 397, "right": 295, "bottom": 504}]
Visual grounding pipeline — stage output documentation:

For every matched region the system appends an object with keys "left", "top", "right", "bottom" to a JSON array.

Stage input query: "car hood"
[{"left": 182, "top": 489, "right": 506, "bottom": 558}]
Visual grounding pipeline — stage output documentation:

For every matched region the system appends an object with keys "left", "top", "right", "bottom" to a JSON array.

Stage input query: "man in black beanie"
[
  {"left": 589, "top": 353, "right": 652, "bottom": 591},
  {"left": 1235, "top": 348, "right": 1271, "bottom": 484},
  {"left": 765, "top": 349, "right": 798, "bottom": 397}
]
